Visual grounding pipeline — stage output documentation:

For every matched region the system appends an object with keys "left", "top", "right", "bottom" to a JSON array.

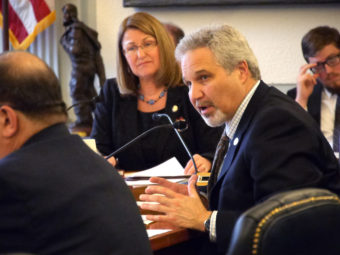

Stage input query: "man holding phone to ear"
[{"left": 287, "top": 26, "right": 340, "bottom": 153}]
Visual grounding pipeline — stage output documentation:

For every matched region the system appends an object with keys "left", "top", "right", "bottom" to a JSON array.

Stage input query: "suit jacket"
[
  {"left": 287, "top": 82, "right": 323, "bottom": 126},
  {"left": 91, "top": 78, "right": 223, "bottom": 171},
  {"left": 0, "top": 124, "right": 152, "bottom": 255},
  {"left": 209, "top": 81, "right": 340, "bottom": 254}
]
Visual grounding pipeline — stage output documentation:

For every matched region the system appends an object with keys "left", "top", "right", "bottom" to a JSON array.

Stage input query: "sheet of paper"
[
  {"left": 126, "top": 178, "right": 185, "bottom": 186},
  {"left": 141, "top": 215, "right": 153, "bottom": 225},
  {"left": 82, "top": 138, "right": 100, "bottom": 154},
  {"left": 125, "top": 157, "right": 187, "bottom": 186},
  {"left": 147, "top": 229, "right": 172, "bottom": 238},
  {"left": 129, "top": 157, "right": 185, "bottom": 177}
]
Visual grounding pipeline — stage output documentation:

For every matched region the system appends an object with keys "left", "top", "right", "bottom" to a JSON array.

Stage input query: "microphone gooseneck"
[{"left": 152, "top": 113, "right": 198, "bottom": 174}]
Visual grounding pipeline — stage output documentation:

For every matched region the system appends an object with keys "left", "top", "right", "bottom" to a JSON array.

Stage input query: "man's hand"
[
  {"left": 296, "top": 63, "right": 319, "bottom": 109},
  {"left": 139, "top": 175, "right": 211, "bottom": 231},
  {"left": 148, "top": 177, "right": 189, "bottom": 195},
  {"left": 184, "top": 154, "right": 212, "bottom": 175}
]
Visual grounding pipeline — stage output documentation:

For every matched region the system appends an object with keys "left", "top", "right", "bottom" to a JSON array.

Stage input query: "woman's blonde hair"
[{"left": 117, "top": 12, "right": 182, "bottom": 95}]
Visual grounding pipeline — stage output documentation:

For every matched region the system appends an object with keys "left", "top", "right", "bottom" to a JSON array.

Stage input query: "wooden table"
[{"left": 130, "top": 185, "right": 205, "bottom": 254}]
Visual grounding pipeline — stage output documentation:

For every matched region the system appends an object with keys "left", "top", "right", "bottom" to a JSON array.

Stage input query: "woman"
[{"left": 91, "top": 12, "right": 223, "bottom": 173}]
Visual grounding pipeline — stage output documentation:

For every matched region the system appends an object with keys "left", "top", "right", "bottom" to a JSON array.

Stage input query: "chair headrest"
[{"left": 226, "top": 188, "right": 340, "bottom": 255}]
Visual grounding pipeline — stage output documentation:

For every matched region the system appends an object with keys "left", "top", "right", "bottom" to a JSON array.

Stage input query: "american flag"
[{"left": 0, "top": 0, "right": 55, "bottom": 50}]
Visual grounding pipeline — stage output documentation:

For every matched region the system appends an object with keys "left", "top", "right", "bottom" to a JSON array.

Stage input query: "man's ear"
[
  {"left": 236, "top": 60, "right": 249, "bottom": 83},
  {"left": 0, "top": 106, "right": 19, "bottom": 138}
]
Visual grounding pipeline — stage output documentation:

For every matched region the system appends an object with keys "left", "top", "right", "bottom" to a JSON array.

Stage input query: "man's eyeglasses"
[
  {"left": 310, "top": 53, "right": 340, "bottom": 74},
  {"left": 123, "top": 40, "right": 157, "bottom": 56}
]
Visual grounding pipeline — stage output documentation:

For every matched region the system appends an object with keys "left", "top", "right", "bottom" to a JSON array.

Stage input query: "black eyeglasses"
[
  {"left": 123, "top": 40, "right": 158, "bottom": 56},
  {"left": 310, "top": 53, "right": 340, "bottom": 74}
]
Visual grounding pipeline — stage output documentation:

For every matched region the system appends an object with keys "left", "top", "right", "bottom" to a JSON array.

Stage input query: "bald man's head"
[
  {"left": 1, "top": 51, "right": 51, "bottom": 78},
  {"left": 0, "top": 51, "right": 67, "bottom": 120}
]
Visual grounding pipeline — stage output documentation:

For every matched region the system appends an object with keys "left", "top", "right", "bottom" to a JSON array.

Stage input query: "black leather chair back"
[{"left": 226, "top": 188, "right": 340, "bottom": 255}]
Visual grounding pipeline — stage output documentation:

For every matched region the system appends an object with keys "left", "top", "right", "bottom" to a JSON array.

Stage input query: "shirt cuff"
[{"left": 209, "top": 210, "right": 218, "bottom": 242}]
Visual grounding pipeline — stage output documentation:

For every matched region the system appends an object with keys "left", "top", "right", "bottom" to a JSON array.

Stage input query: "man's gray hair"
[{"left": 175, "top": 24, "right": 261, "bottom": 80}]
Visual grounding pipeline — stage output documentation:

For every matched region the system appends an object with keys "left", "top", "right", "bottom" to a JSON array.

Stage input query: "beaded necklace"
[{"left": 138, "top": 88, "right": 167, "bottom": 105}]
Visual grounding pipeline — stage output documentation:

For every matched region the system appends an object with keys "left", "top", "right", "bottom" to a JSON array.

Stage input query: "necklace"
[{"left": 138, "top": 88, "right": 167, "bottom": 105}]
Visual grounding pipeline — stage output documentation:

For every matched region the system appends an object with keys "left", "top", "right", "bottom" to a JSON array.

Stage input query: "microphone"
[
  {"left": 66, "top": 96, "right": 100, "bottom": 111},
  {"left": 105, "top": 121, "right": 186, "bottom": 160},
  {"left": 152, "top": 113, "right": 198, "bottom": 174}
]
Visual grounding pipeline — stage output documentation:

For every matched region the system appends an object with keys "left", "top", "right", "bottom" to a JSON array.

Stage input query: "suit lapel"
[
  {"left": 307, "top": 82, "right": 323, "bottom": 125},
  {"left": 209, "top": 82, "right": 269, "bottom": 206}
]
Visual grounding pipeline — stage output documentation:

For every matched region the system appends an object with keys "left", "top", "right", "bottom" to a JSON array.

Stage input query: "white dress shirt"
[{"left": 320, "top": 88, "right": 337, "bottom": 149}]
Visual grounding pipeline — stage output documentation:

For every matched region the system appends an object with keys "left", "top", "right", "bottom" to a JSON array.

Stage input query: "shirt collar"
[
  {"left": 225, "top": 80, "right": 261, "bottom": 139},
  {"left": 323, "top": 87, "right": 333, "bottom": 99}
]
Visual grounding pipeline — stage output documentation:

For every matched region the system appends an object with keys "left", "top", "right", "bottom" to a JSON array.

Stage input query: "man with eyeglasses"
[{"left": 288, "top": 26, "right": 340, "bottom": 154}]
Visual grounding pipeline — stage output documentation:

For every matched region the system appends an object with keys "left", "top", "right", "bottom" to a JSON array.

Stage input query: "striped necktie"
[
  {"left": 208, "top": 133, "right": 229, "bottom": 194},
  {"left": 333, "top": 96, "right": 340, "bottom": 152}
]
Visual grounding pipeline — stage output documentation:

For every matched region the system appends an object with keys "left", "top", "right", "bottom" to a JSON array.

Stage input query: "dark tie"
[
  {"left": 333, "top": 96, "right": 340, "bottom": 152},
  {"left": 208, "top": 133, "right": 230, "bottom": 194}
]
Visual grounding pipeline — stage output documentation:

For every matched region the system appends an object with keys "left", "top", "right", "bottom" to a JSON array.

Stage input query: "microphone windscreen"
[
  {"left": 173, "top": 120, "right": 188, "bottom": 131},
  {"left": 152, "top": 113, "right": 161, "bottom": 121}
]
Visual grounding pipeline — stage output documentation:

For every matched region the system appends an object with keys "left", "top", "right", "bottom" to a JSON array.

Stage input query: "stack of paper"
[{"left": 125, "top": 157, "right": 190, "bottom": 186}]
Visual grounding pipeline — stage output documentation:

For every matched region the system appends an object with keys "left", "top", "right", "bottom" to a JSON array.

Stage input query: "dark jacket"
[
  {"left": 287, "top": 82, "right": 324, "bottom": 126},
  {"left": 0, "top": 124, "right": 152, "bottom": 255},
  {"left": 91, "top": 78, "right": 223, "bottom": 171},
  {"left": 210, "top": 81, "right": 340, "bottom": 254}
]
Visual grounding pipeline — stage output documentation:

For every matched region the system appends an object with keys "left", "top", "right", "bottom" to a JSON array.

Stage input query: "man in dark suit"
[
  {"left": 0, "top": 51, "right": 151, "bottom": 255},
  {"left": 139, "top": 25, "right": 340, "bottom": 255},
  {"left": 287, "top": 26, "right": 340, "bottom": 152}
]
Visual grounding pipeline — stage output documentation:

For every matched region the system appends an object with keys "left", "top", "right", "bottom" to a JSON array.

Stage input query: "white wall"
[
  {"left": 5, "top": 1, "right": 340, "bottom": 108},
  {"left": 97, "top": 2, "right": 340, "bottom": 83}
]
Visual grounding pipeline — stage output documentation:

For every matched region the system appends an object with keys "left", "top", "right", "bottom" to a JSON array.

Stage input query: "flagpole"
[{"left": 2, "top": 0, "right": 9, "bottom": 52}]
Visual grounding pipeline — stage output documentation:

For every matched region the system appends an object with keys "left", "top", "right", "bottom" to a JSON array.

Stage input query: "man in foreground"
[
  {"left": 0, "top": 51, "right": 151, "bottom": 255},
  {"left": 140, "top": 25, "right": 340, "bottom": 255}
]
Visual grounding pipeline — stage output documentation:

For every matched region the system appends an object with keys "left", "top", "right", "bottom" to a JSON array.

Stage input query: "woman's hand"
[
  {"left": 106, "top": 156, "right": 117, "bottom": 167},
  {"left": 184, "top": 154, "right": 211, "bottom": 175}
]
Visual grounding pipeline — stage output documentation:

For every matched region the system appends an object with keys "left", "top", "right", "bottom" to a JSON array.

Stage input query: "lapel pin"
[
  {"left": 172, "top": 105, "right": 178, "bottom": 112},
  {"left": 233, "top": 137, "right": 239, "bottom": 146}
]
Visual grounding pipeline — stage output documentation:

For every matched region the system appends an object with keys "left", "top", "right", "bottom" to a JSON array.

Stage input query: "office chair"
[{"left": 226, "top": 188, "right": 340, "bottom": 255}]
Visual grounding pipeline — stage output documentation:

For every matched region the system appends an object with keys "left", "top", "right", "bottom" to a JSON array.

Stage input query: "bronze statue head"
[{"left": 62, "top": 3, "right": 78, "bottom": 27}]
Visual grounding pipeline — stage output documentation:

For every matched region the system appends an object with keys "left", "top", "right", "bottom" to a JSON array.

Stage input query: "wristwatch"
[{"left": 204, "top": 214, "right": 212, "bottom": 233}]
